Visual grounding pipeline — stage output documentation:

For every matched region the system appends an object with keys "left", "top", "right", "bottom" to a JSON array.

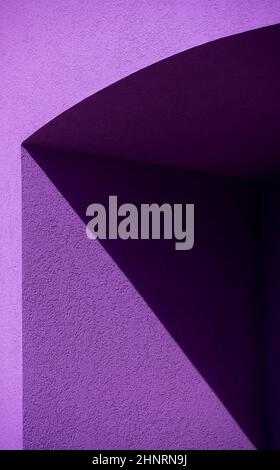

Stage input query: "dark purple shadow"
[{"left": 23, "top": 25, "right": 280, "bottom": 448}]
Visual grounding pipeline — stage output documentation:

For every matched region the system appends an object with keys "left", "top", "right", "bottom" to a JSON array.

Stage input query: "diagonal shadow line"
[
  {"left": 23, "top": 143, "right": 265, "bottom": 449},
  {"left": 22, "top": 25, "right": 280, "bottom": 448}
]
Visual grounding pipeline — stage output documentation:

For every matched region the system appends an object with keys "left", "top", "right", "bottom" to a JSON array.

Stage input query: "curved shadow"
[
  {"left": 23, "top": 25, "right": 280, "bottom": 448},
  {"left": 24, "top": 24, "right": 280, "bottom": 179}
]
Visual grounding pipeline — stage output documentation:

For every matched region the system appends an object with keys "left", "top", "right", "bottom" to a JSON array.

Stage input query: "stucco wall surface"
[{"left": 1, "top": 0, "right": 280, "bottom": 449}]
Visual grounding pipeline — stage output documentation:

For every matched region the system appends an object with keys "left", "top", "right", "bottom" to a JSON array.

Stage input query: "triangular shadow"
[{"left": 23, "top": 144, "right": 265, "bottom": 448}]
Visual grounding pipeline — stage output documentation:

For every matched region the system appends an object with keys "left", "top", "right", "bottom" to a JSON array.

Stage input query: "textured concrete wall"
[{"left": 1, "top": 0, "right": 280, "bottom": 449}]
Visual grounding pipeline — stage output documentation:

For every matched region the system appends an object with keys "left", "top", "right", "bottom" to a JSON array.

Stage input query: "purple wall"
[{"left": 1, "top": 0, "right": 280, "bottom": 449}]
